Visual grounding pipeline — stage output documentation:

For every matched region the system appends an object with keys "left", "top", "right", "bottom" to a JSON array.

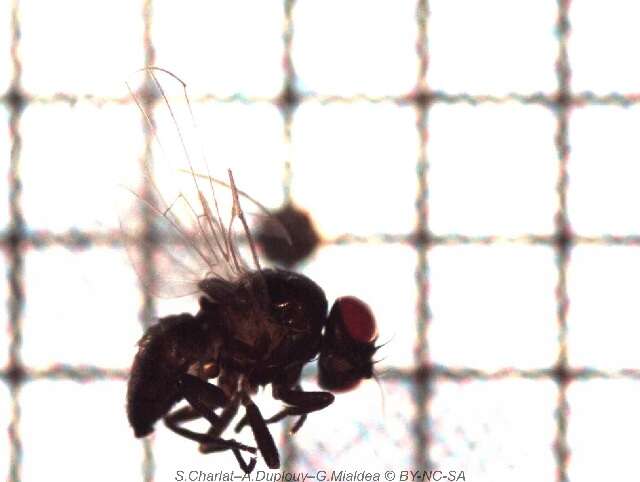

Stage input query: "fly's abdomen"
[{"left": 127, "top": 313, "right": 209, "bottom": 437}]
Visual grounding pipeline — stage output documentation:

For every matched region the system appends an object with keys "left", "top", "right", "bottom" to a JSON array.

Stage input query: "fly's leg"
[
  {"left": 164, "top": 412, "right": 255, "bottom": 454},
  {"left": 235, "top": 384, "right": 334, "bottom": 435},
  {"left": 176, "top": 373, "right": 226, "bottom": 426},
  {"left": 164, "top": 405, "right": 201, "bottom": 426},
  {"left": 199, "top": 394, "right": 258, "bottom": 474},
  {"left": 231, "top": 448, "right": 257, "bottom": 474},
  {"left": 201, "top": 393, "right": 240, "bottom": 442},
  {"left": 241, "top": 397, "right": 280, "bottom": 470},
  {"left": 269, "top": 385, "right": 334, "bottom": 433},
  {"left": 164, "top": 374, "right": 257, "bottom": 456}
]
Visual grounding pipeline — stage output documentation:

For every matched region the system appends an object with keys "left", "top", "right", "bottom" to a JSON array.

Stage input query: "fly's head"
[{"left": 318, "top": 296, "right": 378, "bottom": 392}]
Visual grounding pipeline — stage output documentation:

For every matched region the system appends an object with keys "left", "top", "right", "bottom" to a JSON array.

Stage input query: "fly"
[{"left": 123, "top": 68, "right": 379, "bottom": 472}]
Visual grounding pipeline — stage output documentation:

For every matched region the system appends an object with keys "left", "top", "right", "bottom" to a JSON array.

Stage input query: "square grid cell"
[
  {"left": 293, "top": 0, "right": 419, "bottom": 97},
  {"left": 428, "top": 103, "right": 558, "bottom": 237},
  {"left": 0, "top": 5, "right": 11, "bottom": 94},
  {"left": 22, "top": 246, "right": 142, "bottom": 370},
  {"left": 0, "top": 382, "right": 10, "bottom": 482},
  {"left": 430, "top": 378, "right": 558, "bottom": 482},
  {"left": 567, "top": 379, "right": 640, "bottom": 481},
  {"left": 1, "top": 106, "right": 9, "bottom": 232},
  {"left": 153, "top": 0, "right": 285, "bottom": 98},
  {"left": 20, "top": 0, "right": 145, "bottom": 97},
  {"left": 429, "top": 245, "right": 558, "bottom": 371},
  {"left": 291, "top": 101, "right": 418, "bottom": 238},
  {"left": 569, "top": 0, "right": 640, "bottom": 94},
  {"left": 151, "top": 99, "right": 287, "bottom": 209},
  {"left": 20, "top": 103, "right": 143, "bottom": 233},
  {"left": 428, "top": 0, "right": 558, "bottom": 95},
  {"left": 20, "top": 380, "right": 143, "bottom": 482},
  {"left": 567, "top": 245, "right": 640, "bottom": 370},
  {"left": 568, "top": 105, "right": 640, "bottom": 236}
]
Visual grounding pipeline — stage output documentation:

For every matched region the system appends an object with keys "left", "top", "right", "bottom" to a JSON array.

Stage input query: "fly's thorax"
[
  {"left": 200, "top": 269, "right": 329, "bottom": 376},
  {"left": 221, "top": 300, "right": 289, "bottom": 363}
]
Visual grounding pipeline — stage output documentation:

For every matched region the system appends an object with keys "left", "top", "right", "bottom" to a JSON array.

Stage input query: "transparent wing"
[{"left": 119, "top": 67, "right": 277, "bottom": 299}]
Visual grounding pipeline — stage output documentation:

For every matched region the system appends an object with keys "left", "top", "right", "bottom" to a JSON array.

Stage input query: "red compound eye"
[{"left": 335, "top": 296, "right": 377, "bottom": 344}]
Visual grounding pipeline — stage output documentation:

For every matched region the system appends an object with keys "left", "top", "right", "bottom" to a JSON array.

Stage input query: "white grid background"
[{"left": 2, "top": 1, "right": 640, "bottom": 481}]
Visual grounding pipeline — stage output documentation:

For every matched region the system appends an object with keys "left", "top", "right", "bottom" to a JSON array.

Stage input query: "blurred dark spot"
[
  {"left": 256, "top": 204, "right": 320, "bottom": 268},
  {"left": 277, "top": 83, "right": 300, "bottom": 115},
  {"left": 555, "top": 91, "right": 571, "bottom": 109},
  {"left": 410, "top": 230, "right": 432, "bottom": 247},
  {"left": 414, "top": 364, "right": 431, "bottom": 383},
  {"left": 6, "top": 87, "right": 26, "bottom": 114},
  {"left": 553, "top": 365, "right": 571, "bottom": 385},
  {"left": 555, "top": 225, "right": 573, "bottom": 257},
  {"left": 412, "top": 90, "right": 433, "bottom": 109},
  {"left": 6, "top": 362, "right": 26, "bottom": 386},
  {"left": 6, "top": 227, "right": 23, "bottom": 250}
]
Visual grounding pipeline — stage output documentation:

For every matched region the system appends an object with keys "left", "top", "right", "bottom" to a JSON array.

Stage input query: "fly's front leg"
[
  {"left": 241, "top": 397, "right": 280, "bottom": 469},
  {"left": 236, "top": 384, "right": 334, "bottom": 434},
  {"left": 272, "top": 385, "right": 334, "bottom": 433}
]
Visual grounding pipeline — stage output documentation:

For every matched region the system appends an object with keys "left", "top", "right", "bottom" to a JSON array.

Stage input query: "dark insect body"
[
  {"left": 124, "top": 67, "right": 379, "bottom": 472},
  {"left": 127, "top": 269, "right": 378, "bottom": 471}
]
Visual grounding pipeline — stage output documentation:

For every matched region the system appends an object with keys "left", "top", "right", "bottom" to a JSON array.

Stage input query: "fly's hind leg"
[
  {"left": 200, "top": 392, "right": 240, "bottom": 443},
  {"left": 163, "top": 374, "right": 257, "bottom": 461},
  {"left": 199, "top": 394, "right": 257, "bottom": 474}
]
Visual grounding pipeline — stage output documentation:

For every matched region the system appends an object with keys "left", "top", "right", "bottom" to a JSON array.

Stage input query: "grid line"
[
  {"left": 551, "top": 1, "right": 571, "bottom": 480},
  {"left": 5, "top": 90, "right": 640, "bottom": 108},
  {"left": 8, "top": 230, "right": 640, "bottom": 253},
  {"left": 1, "top": 1, "right": 639, "bottom": 480},
  {"left": 8, "top": 230, "right": 640, "bottom": 251},
  {"left": 413, "top": 0, "right": 431, "bottom": 471},
  {"left": 6, "top": 0, "right": 26, "bottom": 480},
  {"left": 138, "top": 0, "right": 157, "bottom": 480}
]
